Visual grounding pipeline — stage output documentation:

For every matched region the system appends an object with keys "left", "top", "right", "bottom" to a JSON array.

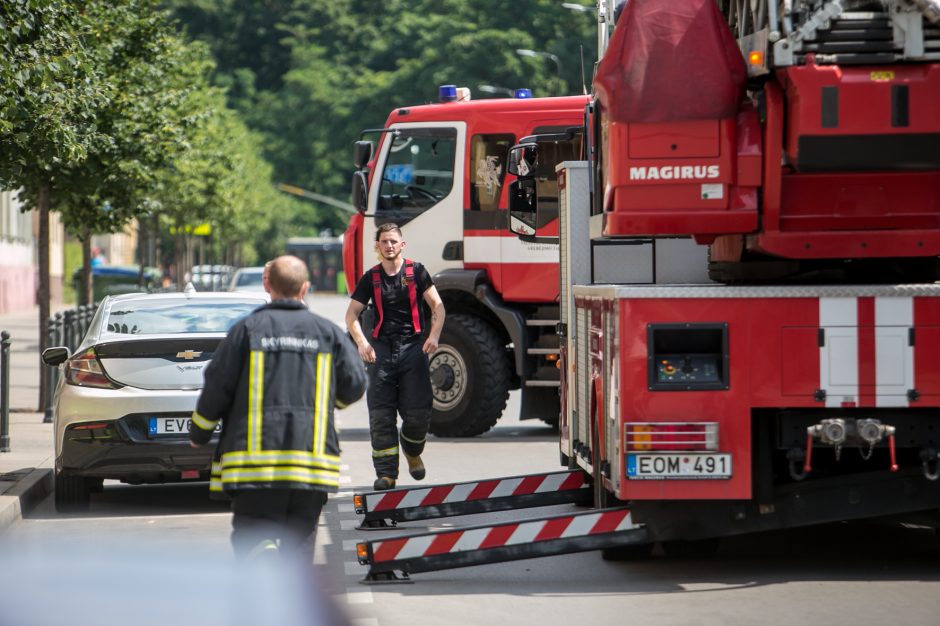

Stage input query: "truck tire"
[
  {"left": 428, "top": 314, "right": 510, "bottom": 437},
  {"left": 55, "top": 470, "right": 91, "bottom": 513}
]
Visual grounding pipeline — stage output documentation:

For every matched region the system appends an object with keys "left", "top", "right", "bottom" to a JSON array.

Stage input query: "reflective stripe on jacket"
[{"left": 190, "top": 300, "right": 366, "bottom": 493}]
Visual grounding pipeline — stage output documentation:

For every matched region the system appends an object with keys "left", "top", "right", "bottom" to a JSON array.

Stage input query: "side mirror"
[
  {"left": 353, "top": 140, "right": 374, "bottom": 169},
  {"left": 508, "top": 179, "right": 537, "bottom": 236},
  {"left": 351, "top": 171, "right": 369, "bottom": 214},
  {"left": 42, "top": 346, "right": 70, "bottom": 367},
  {"left": 507, "top": 142, "right": 538, "bottom": 178}
]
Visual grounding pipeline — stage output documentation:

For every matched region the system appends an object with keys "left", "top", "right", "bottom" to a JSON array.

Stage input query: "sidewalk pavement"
[{"left": 0, "top": 306, "right": 56, "bottom": 531}]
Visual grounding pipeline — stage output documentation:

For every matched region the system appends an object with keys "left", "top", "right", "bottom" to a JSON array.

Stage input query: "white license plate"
[
  {"left": 148, "top": 417, "right": 220, "bottom": 437},
  {"left": 626, "top": 454, "right": 732, "bottom": 480}
]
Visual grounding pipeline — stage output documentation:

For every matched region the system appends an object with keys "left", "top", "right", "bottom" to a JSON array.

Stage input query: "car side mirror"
[
  {"left": 42, "top": 346, "right": 71, "bottom": 367},
  {"left": 353, "top": 140, "right": 374, "bottom": 169},
  {"left": 507, "top": 142, "right": 538, "bottom": 178},
  {"left": 508, "top": 179, "right": 538, "bottom": 236},
  {"left": 351, "top": 170, "right": 369, "bottom": 214}
]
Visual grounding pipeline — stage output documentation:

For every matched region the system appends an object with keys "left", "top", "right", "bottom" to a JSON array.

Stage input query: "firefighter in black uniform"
[
  {"left": 345, "top": 223, "right": 445, "bottom": 491},
  {"left": 190, "top": 255, "right": 366, "bottom": 560}
]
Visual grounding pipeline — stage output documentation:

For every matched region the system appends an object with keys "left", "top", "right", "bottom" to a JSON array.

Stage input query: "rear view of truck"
[{"left": 570, "top": 0, "right": 940, "bottom": 546}]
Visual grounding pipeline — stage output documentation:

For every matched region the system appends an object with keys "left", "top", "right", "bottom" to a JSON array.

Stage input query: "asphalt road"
[{"left": 4, "top": 294, "right": 940, "bottom": 626}]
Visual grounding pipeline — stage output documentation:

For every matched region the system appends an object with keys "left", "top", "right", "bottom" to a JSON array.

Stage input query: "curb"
[{"left": 0, "top": 468, "right": 53, "bottom": 532}]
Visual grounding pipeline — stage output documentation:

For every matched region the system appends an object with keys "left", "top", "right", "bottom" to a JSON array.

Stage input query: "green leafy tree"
[
  {"left": 49, "top": 1, "right": 206, "bottom": 304},
  {"left": 164, "top": 0, "right": 596, "bottom": 239},
  {"left": 0, "top": 0, "right": 106, "bottom": 408}
]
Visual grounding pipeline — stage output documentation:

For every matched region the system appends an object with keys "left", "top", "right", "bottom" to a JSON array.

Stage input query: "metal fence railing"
[
  {"left": 1, "top": 330, "right": 10, "bottom": 452},
  {"left": 42, "top": 304, "right": 98, "bottom": 423}
]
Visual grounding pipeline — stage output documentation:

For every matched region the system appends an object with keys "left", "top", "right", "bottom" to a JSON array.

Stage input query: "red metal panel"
[
  {"left": 735, "top": 107, "right": 762, "bottom": 187},
  {"left": 628, "top": 120, "right": 720, "bottom": 158},
  {"left": 755, "top": 228, "right": 940, "bottom": 259},
  {"left": 486, "top": 262, "right": 559, "bottom": 303},
  {"left": 914, "top": 298, "right": 940, "bottom": 399},
  {"left": 616, "top": 297, "right": 752, "bottom": 501},
  {"left": 780, "top": 326, "right": 821, "bottom": 397},
  {"left": 778, "top": 172, "right": 940, "bottom": 234},
  {"left": 603, "top": 116, "right": 758, "bottom": 237},
  {"left": 779, "top": 63, "right": 940, "bottom": 143},
  {"left": 760, "top": 298, "right": 823, "bottom": 403},
  {"left": 761, "top": 81, "right": 785, "bottom": 233},
  {"left": 754, "top": 63, "right": 940, "bottom": 259},
  {"left": 342, "top": 213, "right": 363, "bottom": 293}
]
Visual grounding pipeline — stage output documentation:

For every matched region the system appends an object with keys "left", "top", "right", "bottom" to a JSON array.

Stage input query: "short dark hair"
[{"left": 375, "top": 223, "right": 402, "bottom": 241}]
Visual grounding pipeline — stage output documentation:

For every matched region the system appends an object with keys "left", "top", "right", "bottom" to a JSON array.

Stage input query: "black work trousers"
[
  {"left": 230, "top": 488, "right": 328, "bottom": 561},
  {"left": 367, "top": 336, "right": 432, "bottom": 479}
]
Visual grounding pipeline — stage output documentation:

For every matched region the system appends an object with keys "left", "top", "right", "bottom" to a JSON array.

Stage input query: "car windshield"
[
  {"left": 236, "top": 271, "right": 263, "bottom": 287},
  {"left": 105, "top": 301, "right": 259, "bottom": 335}
]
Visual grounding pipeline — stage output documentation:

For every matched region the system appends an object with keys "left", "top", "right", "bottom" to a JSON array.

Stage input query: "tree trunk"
[
  {"left": 81, "top": 230, "right": 92, "bottom": 306},
  {"left": 137, "top": 218, "right": 148, "bottom": 289},
  {"left": 175, "top": 226, "right": 185, "bottom": 291},
  {"left": 37, "top": 185, "right": 50, "bottom": 412}
]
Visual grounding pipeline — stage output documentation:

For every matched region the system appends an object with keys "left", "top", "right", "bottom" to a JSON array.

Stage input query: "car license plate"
[
  {"left": 148, "top": 417, "right": 221, "bottom": 437},
  {"left": 626, "top": 454, "right": 732, "bottom": 480}
]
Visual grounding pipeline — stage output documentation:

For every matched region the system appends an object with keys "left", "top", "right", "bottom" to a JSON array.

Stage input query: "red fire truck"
[
  {"left": 343, "top": 89, "right": 588, "bottom": 436},
  {"left": 351, "top": 0, "right": 940, "bottom": 580}
]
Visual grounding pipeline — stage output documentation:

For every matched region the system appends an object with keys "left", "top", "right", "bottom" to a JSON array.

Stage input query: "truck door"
[
  {"left": 495, "top": 125, "right": 582, "bottom": 303},
  {"left": 364, "top": 122, "right": 465, "bottom": 278}
]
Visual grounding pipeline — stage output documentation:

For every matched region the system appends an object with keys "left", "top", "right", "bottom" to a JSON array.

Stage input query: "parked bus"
[{"left": 286, "top": 236, "right": 345, "bottom": 293}]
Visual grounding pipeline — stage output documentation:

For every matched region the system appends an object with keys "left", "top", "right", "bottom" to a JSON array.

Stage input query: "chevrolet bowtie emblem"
[{"left": 177, "top": 350, "right": 203, "bottom": 360}]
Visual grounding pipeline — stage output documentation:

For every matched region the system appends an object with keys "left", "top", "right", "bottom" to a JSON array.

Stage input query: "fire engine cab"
[{"left": 344, "top": 87, "right": 588, "bottom": 436}]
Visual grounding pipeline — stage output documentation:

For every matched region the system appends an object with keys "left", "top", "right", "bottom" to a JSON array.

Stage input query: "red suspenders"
[{"left": 370, "top": 259, "right": 422, "bottom": 339}]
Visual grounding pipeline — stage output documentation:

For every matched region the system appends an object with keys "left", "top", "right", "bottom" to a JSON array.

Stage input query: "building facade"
[{"left": 0, "top": 189, "right": 65, "bottom": 314}]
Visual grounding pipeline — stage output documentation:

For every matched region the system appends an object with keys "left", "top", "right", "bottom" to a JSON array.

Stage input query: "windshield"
[
  {"left": 377, "top": 127, "right": 457, "bottom": 216},
  {"left": 236, "top": 271, "right": 263, "bottom": 287},
  {"left": 105, "top": 301, "right": 260, "bottom": 335}
]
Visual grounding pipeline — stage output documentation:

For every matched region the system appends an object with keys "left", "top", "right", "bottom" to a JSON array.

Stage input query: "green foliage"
[
  {"left": 164, "top": 0, "right": 597, "bottom": 236},
  {"left": 62, "top": 238, "right": 83, "bottom": 305},
  {"left": 0, "top": 0, "right": 105, "bottom": 190},
  {"left": 2, "top": 0, "right": 598, "bottom": 275},
  {"left": 50, "top": 0, "right": 204, "bottom": 238}
]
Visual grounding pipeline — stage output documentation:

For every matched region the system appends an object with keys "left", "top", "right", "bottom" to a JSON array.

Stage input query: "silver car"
[
  {"left": 227, "top": 266, "right": 267, "bottom": 292},
  {"left": 42, "top": 286, "right": 269, "bottom": 511}
]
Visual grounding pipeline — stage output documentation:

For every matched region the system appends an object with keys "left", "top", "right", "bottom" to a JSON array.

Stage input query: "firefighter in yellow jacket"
[{"left": 190, "top": 255, "right": 366, "bottom": 560}]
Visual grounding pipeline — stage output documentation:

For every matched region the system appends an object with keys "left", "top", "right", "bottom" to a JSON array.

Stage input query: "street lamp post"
[
  {"left": 561, "top": 2, "right": 592, "bottom": 13},
  {"left": 477, "top": 84, "right": 515, "bottom": 97},
  {"left": 515, "top": 48, "right": 563, "bottom": 78}
]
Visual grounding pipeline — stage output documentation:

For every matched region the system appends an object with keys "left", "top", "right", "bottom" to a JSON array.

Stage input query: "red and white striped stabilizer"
[
  {"left": 359, "top": 508, "right": 638, "bottom": 568},
  {"left": 358, "top": 470, "right": 588, "bottom": 515}
]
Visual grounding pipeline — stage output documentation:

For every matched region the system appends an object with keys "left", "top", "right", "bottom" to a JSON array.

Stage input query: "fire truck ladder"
[{"left": 352, "top": 470, "right": 648, "bottom": 583}]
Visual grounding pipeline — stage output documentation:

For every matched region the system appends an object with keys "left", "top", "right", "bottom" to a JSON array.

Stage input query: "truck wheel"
[
  {"left": 429, "top": 314, "right": 510, "bottom": 437},
  {"left": 55, "top": 470, "right": 91, "bottom": 512}
]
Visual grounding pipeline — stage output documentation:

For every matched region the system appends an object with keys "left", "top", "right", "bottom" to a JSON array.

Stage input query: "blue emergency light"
[
  {"left": 439, "top": 85, "right": 458, "bottom": 102},
  {"left": 514, "top": 88, "right": 533, "bottom": 99}
]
